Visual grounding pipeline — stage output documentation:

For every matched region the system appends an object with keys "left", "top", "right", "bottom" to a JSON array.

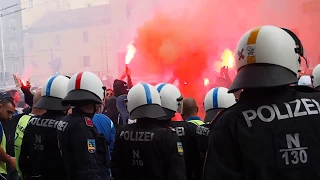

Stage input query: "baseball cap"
[
  {"left": 113, "top": 79, "right": 128, "bottom": 96},
  {"left": 0, "top": 92, "right": 13, "bottom": 101}
]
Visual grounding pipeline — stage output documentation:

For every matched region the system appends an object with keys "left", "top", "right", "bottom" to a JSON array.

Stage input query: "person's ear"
[{"left": 196, "top": 107, "right": 199, "bottom": 113}]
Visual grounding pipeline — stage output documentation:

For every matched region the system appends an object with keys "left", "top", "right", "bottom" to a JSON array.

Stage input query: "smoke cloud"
[
  {"left": 128, "top": 0, "right": 302, "bottom": 75},
  {"left": 124, "top": 0, "right": 302, "bottom": 116}
]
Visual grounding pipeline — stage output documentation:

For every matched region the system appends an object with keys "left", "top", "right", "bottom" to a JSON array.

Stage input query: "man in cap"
[{"left": 106, "top": 79, "right": 128, "bottom": 131}]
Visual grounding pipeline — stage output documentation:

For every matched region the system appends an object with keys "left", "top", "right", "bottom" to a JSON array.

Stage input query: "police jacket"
[
  {"left": 19, "top": 111, "right": 67, "bottom": 180},
  {"left": 57, "top": 109, "right": 110, "bottom": 180},
  {"left": 111, "top": 119, "right": 187, "bottom": 180},
  {"left": 169, "top": 121, "right": 200, "bottom": 180},
  {"left": 203, "top": 86, "right": 320, "bottom": 180},
  {"left": 185, "top": 117, "right": 209, "bottom": 180}
]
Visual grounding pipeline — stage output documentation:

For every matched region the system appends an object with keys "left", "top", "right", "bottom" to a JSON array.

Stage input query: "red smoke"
[
  {"left": 133, "top": 9, "right": 216, "bottom": 119},
  {"left": 130, "top": 0, "right": 301, "bottom": 118},
  {"left": 134, "top": 10, "right": 213, "bottom": 87}
]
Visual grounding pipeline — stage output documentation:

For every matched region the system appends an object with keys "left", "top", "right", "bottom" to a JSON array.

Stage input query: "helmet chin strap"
[
  {"left": 102, "top": 86, "right": 106, "bottom": 99},
  {"left": 281, "top": 27, "right": 308, "bottom": 69},
  {"left": 302, "top": 56, "right": 309, "bottom": 68},
  {"left": 73, "top": 106, "right": 96, "bottom": 118}
]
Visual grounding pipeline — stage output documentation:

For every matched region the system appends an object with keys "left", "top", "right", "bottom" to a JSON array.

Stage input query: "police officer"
[
  {"left": 19, "top": 75, "right": 70, "bottom": 180},
  {"left": 155, "top": 83, "right": 199, "bottom": 180},
  {"left": 111, "top": 83, "right": 186, "bottom": 180},
  {"left": 15, "top": 90, "right": 44, "bottom": 179},
  {"left": 203, "top": 25, "right": 320, "bottom": 180},
  {"left": 203, "top": 87, "right": 236, "bottom": 123},
  {"left": 312, "top": 64, "right": 320, "bottom": 90},
  {"left": 193, "top": 87, "right": 236, "bottom": 178},
  {"left": 58, "top": 71, "right": 110, "bottom": 180}
]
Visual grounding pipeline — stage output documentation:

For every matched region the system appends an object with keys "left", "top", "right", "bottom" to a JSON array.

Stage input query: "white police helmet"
[
  {"left": 312, "top": 64, "right": 320, "bottom": 88},
  {"left": 127, "top": 83, "right": 166, "bottom": 119},
  {"left": 155, "top": 83, "right": 183, "bottom": 119},
  {"left": 229, "top": 25, "right": 303, "bottom": 93},
  {"left": 298, "top": 75, "right": 312, "bottom": 87},
  {"left": 62, "top": 71, "right": 105, "bottom": 106},
  {"left": 204, "top": 87, "right": 236, "bottom": 123},
  {"left": 35, "top": 75, "right": 70, "bottom": 111}
]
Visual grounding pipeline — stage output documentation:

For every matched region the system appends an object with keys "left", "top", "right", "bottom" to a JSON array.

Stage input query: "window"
[
  {"left": 29, "top": 0, "right": 33, "bottom": 8},
  {"left": 83, "top": 56, "right": 91, "bottom": 67},
  {"left": 8, "top": 19, "right": 16, "bottom": 31},
  {"left": 12, "top": 64, "right": 18, "bottom": 73},
  {"left": 10, "top": 43, "right": 17, "bottom": 52},
  {"left": 28, "top": 38, "right": 33, "bottom": 49},
  {"left": 56, "top": 0, "right": 60, "bottom": 9},
  {"left": 55, "top": 35, "right": 60, "bottom": 46},
  {"left": 82, "top": 32, "right": 89, "bottom": 43}
]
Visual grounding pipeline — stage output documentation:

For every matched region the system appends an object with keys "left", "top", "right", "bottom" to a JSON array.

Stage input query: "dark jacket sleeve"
[
  {"left": 108, "top": 122, "right": 116, "bottom": 160},
  {"left": 19, "top": 123, "right": 32, "bottom": 176},
  {"left": 106, "top": 98, "right": 119, "bottom": 127},
  {"left": 163, "top": 130, "right": 187, "bottom": 180},
  {"left": 110, "top": 127, "right": 125, "bottom": 180},
  {"left": 21, "top": 86, "right": 33, "bottom": 108},
  {"left": 4, "top": 114, "right": 22, "bottom": 157},
  {"left": 202, "top": 114, "right": 244, "bottom": 180},
  {"left": 70, "top": 122, "right": 100, "bottom": 180}
]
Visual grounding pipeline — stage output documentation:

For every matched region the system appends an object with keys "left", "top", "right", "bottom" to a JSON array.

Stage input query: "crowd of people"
[{"left": 0, "top": 25, "right": 317, "bottom": 180}]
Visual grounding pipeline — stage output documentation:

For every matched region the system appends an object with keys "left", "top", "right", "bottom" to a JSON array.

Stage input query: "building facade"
[
  {"left": 23, "top": 5, "right": 116, "bottom": 84},
  {"left": 21, "top": 0, "right": 110, "bottom": 30},
  {"left": 0, "top": 0, "right": 25, "bottom": 84}
]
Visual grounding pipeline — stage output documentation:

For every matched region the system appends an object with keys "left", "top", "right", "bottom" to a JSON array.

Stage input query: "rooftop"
[{"left": 26, "top": 5, "right": 110, "bottom": 34}]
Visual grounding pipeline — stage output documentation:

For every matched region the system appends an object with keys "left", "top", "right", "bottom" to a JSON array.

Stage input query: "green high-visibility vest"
[
  {"left": 14, "top": 115, "right": 31, "bottom": 179},
  {"left": 188, "top": 119, "right": 205, "bottom": 126},
  {"left": 0, "top": 127, "right": 6, "bottom": 174}
]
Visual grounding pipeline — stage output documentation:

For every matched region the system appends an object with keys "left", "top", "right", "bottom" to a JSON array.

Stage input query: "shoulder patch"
[
  {"left": 87, "top": 139, "right": 96, "bottom": 153},
  {"left": 85, "top": 117, "right": 93, "bottom": 127},
  {"left": 177, "top": 142, "right": 184, "bottom": 155}
]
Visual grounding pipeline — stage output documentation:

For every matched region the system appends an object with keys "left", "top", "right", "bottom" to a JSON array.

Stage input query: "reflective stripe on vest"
[
  {"left": 0, "top": 128, "right": 6, "bottom": 174},
  {"left": 14, "top": 115, "right": 31, "bottom": 179},
  {"left": 188, "top": 120, "right": 205, "bottom": 126}
]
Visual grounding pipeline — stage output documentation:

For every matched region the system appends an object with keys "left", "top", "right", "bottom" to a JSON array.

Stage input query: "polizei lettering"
[
  {"left": 242, "top": 98, "right": 320, "bottom": 127},
  {"left": 196, "top": 126, "right": 210, "bottom": 136},
  {"left": 28, "top": 117, "right": 68, "bottom": 131},
  {"left": 120, "top": 131, "right": 154, "bottom": 142}
]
